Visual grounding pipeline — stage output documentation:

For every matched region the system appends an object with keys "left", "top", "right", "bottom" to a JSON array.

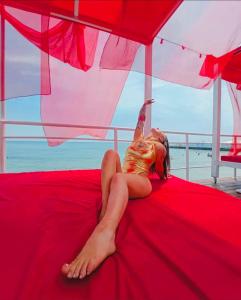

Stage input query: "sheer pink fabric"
[
  {"left": 4, "top": 2, "right": 241, "bottom": 94},
  {"left": 4, "top": 1, "right": 241, "bottom": 100},
  {"left": 101, "top": 1, "right": 241, "bottom": 89},
  {"left": 157, "top": 1, "right": 241, "bottom": 86},
  {"left": 5, "top": 6, "right": 98, "bottom": 72},
  {"left": 3, "top": 7, "right": 49, "bottom": 100},
  {"left": 3, "top": 5, "right": 98, "bottom": 100},
  {"left": 2, "top": 7, "right": 128, "bottom": 145},
  {"left": 41, "top": 32, "right": 129, "bottom": 146},
  {"left": 100, "top": 36, "right": 213, "bottom": 89},
  {"left": 158, "top": 1, "right": 241, "bottom": 57},
  {"left": 3, "top": 2, "right": 241, "bottom": 145}
]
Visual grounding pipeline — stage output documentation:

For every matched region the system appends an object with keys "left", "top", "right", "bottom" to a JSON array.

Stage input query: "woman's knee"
[
  {"left": 101, "top": 149, "right": 117, "bottom": 167},
  {"left": 103, "top": 149, "right": 118, "bottom": 160},
  {"left": 110, "top": 172, "right": 126, "bottom": 186}
]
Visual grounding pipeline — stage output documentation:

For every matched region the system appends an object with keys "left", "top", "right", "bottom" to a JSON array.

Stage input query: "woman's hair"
[
  {"left": 162, "top": 136, "right": 170, "bottom": 179},
  {"left": 150, "top": 136, "right": 170, "bottom": 180}
]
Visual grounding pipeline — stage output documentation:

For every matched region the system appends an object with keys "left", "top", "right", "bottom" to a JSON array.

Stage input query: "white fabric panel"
[{"left": 159, "top": 1, "right": 241, "bottom": 56}]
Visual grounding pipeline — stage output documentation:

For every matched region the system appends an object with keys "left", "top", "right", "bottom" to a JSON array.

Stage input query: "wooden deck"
[{"left": 195, "top": 177, "right": 241, "bottom": 199}]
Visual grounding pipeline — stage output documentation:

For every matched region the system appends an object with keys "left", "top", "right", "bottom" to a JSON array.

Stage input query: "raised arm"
[{"left": 133, "top": 99, "right": 154, "bottom": 141}]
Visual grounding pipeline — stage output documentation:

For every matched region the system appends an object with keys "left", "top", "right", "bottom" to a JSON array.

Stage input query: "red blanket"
[{"left": 1, "top": 169, "right": 241, "bottom": 300}]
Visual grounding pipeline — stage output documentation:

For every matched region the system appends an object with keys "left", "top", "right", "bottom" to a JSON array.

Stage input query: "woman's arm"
[{"left": 133, "top": 99, "right": 154, "bottom": 141}]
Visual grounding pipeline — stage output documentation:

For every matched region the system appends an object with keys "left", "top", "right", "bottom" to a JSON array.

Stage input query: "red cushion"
[
  {"left": 1, "top": 169, "right": 241, "bottom": 299},
  {"left": 221, "top": 155, "right": 241, "bottom": 163}
]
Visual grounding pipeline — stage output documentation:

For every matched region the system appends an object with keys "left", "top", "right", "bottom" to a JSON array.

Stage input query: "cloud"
[{"left": 6, "top": 54, "right": 39, "bottom": 66}]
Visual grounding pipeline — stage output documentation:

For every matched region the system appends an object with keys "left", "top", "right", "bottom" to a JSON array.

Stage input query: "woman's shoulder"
[{"left": 154, "top": 142, "right": 167, "bottom": 156}]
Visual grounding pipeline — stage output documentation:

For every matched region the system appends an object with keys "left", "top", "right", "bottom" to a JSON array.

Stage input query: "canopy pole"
[
  {"left": 74, "top": 0, "right": 79, "bottom": 17},
  {"left": 144, "top": 44, "right": 152, "bottom": 136},
  {"left": 0, "top": 6, "right": 6, "bottom": 173},
  {"left": 211, "top": 76, "right": 222, "bottom": 184}
]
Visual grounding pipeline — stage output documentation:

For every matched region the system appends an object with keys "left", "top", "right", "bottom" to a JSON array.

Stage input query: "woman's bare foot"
[{"left": 62, "top": 224, "right": 116, "bottom": 279}]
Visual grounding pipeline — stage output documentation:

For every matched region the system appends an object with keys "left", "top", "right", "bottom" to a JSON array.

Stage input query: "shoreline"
[{"left": 170, "top": 146, "right": 229, "bottom": 151}]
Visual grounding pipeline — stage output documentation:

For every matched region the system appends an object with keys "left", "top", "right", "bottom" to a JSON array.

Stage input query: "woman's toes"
[
  {"left": 72, "top": 260, "right": 84, "bottom": 279},
  {"left": 79, "top": 261, "right": 89, "bottom": 279},
  {"left": 61, "top": 263, "right": 70, "bottom": 275},
  {"left": 72, "top": 269, "right": 80, "bottom": 279},
  {"left": 86, "top": 260, "right": 95, "bottom": 276},
  {"left": 67, "top": 263, "right": 76, "bottom": 278}
]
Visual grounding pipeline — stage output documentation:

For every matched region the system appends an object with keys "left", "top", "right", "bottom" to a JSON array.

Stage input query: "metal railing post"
[
  {"left": 74, "top": 0, "right": 79, "bottom": 17},
  {"left": 234, "top": 168, "right": 237, "bottom": 181},
  {"left": 211, "top": 76, "right": 222, "bottom": 183},
  {"left": 114, "top": 128, "right": 118, "bottom": 152},
  {"left": 0, "top": 9, "right": 6, "bottom": 173},
  {"left": 144, "top": 44, "right": 152, "bottom": 136},
  {"left": 185, "top": 134, "right": 189, "bottom": 180}
]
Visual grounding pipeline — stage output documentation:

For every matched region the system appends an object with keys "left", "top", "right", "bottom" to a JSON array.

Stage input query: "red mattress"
[
  {"left": 221, "top": 155, "right": 241, "bottom": 163},
  {"left": 1, "top": 169, "right": 241, "bottom": 300}
]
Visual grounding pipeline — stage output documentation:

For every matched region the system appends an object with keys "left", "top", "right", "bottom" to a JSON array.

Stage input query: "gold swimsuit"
[{"left": 122, "top": 136, "right": 157, "bottom": 177}]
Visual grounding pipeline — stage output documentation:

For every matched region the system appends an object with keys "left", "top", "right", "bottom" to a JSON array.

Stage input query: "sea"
[{"left": 5, "top": 141, "right": 241, "bottom": 181}]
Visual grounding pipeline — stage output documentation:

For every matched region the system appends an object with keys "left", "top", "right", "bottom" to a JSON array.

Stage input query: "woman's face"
[{"left": 147, "top": 128, "right": 166, "bottom": 143}]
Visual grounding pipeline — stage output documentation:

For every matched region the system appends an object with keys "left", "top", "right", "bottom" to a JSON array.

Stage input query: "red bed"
[{"left": 1, "top": 169, "right": 241, "bottom": 300}]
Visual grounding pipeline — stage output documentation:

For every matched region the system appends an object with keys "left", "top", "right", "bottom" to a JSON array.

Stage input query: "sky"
[
  {"left": 113, "top": 72, "right": 234, "bottom": 143},
  {"left": 5, "top": 71, "right": 234, "bottom": 145}
]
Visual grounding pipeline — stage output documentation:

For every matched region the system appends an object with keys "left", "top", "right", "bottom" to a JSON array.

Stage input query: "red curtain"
[
  {"left": 222, "top": 49, "right": 241, "bottom": 89},
  {"left": 3, "top": 1, "right": 241, "bottom": 146},
  {"left": 2, "top": 6, "right": 130, "bottom": 145},
  {"left": 1, "top": 5, "right": 99, "bottom": 101},
  {"left": 1, "top": 0, "right": 75, "bottom": 17},
  {"left": 1, "top": 2, "right": 184, "bottom": 146},
  {"left": 4, "top": 7, "right": 98, "bottom": 72},
  {"left": 200, "top": 47, "right": 241, "bottom": 89}
]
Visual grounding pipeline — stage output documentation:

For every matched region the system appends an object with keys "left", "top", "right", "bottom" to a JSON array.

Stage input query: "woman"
[{"left": 62, "top": 99, "right": 170, "bottom": 279}]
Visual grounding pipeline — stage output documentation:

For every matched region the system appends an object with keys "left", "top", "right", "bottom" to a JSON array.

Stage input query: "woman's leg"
[
  {"left": 99, "top": 149, "right": 122, "bottom": 221},
  {"left": 61, "top": 173, "right": 152, "bottom": 280}
]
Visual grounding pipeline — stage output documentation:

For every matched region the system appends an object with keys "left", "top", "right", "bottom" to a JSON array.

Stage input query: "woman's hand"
[
  {"left": 134, "top": 99, "right": 154, "bottom": 140},
  {"left": 138, "top": 99, "right": 154, "bottom": 122}
]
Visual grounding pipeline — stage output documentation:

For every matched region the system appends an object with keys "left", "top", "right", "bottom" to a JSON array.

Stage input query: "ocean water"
[{"left": 6, "top": 141, "right": 241, "bottom": 181}]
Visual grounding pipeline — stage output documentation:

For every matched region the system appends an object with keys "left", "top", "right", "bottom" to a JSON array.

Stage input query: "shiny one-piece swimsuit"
[{"left": 122, "top": 136, "right": 157, "bottom": 177}]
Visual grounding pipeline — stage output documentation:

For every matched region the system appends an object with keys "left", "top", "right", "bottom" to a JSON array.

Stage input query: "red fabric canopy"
[
  {"left": 1, "top": 6, "right": 129, "bottom": 145},
  {"left": 200, "top": 47, "right": 241, "bottom": 88},
  {"left": 1, "top": 0, "right": 183, "bottom": 44},
  {"left": 222, "top": 49, "right": 241, "bottom": 89},
  {"left": 2, "top": 1, "right": 241, "bottom": 147},
  {"left": 0, "top": 1, "right": 183, "bottom": 145}
]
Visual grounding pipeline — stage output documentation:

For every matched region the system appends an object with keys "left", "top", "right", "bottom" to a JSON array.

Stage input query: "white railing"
[{"left": 0, "top": 119, "right": 236, "bottom": 180}]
